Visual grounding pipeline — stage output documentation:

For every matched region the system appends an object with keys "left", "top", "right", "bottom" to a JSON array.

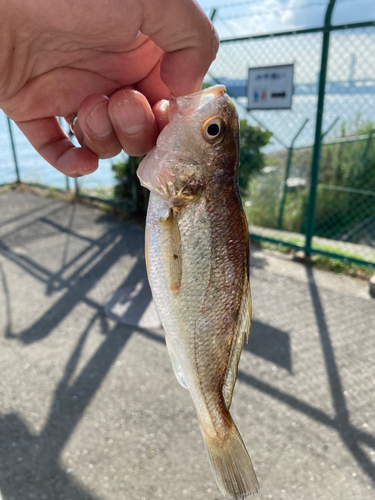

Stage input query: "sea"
[{"left": 0, "top": 111, "right": 122, "bottom": 194}]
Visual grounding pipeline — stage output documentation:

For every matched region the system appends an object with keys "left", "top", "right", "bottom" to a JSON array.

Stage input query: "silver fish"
[{"left": 137, "top": 85, "right": 259, "bottom": 498}]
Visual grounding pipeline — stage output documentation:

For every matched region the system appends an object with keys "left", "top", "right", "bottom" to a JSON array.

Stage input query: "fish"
[{"left": 137, "top": 85, "right": 259, "bottom": 499}]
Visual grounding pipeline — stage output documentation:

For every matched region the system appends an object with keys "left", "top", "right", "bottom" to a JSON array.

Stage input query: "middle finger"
[
  {"left": 108, "top": 89, "right": 159, "bottom": 157},
  {"left": 77, "top": 94, "right": 122, "bottom": 159}
]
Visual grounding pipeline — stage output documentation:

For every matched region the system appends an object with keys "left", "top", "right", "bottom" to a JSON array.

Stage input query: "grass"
[
  {"left": 312, "top": 254, "right": 373, "bottom": 279},
  {"left": 245, "top": 123, "right": 375, "bottom": 238},
  {"left": 251, "top": 238, "right": 375, "bottom": 280}
]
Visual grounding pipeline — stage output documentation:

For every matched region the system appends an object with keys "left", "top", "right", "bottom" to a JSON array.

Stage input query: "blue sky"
[{"left": 196, "top": 0, "right": 375, "bottom": 38}]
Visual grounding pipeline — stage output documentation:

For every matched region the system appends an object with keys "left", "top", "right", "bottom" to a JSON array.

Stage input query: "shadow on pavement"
[
  {"left": 0, "top": 193, "right": 374, "bottom": 499},
  {"left": 306, "top": 266, "right": 375, "bottom": 484},
  {"left": 249, "top": 245, "right": 268, "bottom": 270},
  {"left": 238, "top": 267, "right": 375, "bottom": 486},
  {"left": 0, "top": 197, "right": 151, "bottom": 499},
  {"left": 245, "top": 320, "right": 292, "bottom": 372}
]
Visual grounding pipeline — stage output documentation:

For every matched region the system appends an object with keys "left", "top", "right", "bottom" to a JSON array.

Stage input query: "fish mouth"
[{"left": 169, "top": 85, "right": 226, "bottom": 120}]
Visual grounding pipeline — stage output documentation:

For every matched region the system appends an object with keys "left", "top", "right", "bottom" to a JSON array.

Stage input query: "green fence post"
[
  {"left": 7, "top": 117, "right": 20, "bottom": 183},
  {"left": 278, "top": 118, "right": 309, "bottom": 229},
  {"left": 74, "top": 178, "right": 79, "bottom": 197},
  {"left": 305, "top": 0, "right": 337, "bottom": 256}
]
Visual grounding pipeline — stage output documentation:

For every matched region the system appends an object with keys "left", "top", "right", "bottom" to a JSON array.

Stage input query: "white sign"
[{"left": 247, "top": 64, "right": 294, "bottom": 110}]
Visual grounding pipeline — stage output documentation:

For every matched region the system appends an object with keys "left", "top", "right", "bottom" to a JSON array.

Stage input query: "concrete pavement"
[{"left": 0, "top": 189, "right": 374, "bottom": 500}]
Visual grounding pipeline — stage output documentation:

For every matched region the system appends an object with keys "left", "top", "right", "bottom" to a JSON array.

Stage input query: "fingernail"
[
  {"left": 86, "top": 102, "right": 112, "bottom": 137},
  {"left": 154, "top": 99, "right": 169, "bottom": 131},
  {"left": 113, "top": 99, "right": 147, "bottom": 135}
]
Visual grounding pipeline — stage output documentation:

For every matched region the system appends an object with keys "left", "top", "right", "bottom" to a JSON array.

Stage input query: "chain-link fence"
[
  {"left": 1, "top": 0, "right": 374, "bottom": 267},
  {"left": 0, "top": 113, "right": 19, "bottom": 185},
  {"left": 208, "top": 1, "right": 375, "bottom": 267}
]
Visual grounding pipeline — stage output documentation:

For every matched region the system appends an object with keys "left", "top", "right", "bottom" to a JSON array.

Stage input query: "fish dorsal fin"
[
  {"left": 165, "top": 336, "right": 188, "bottom": 389},
  {"left": 222, "top": 214, "right": 251, "bottom": 409}
]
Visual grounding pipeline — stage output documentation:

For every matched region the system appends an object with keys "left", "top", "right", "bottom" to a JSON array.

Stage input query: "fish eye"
[
  {"left": 202, "top": 117, "right": 226, "bottom": 144},
  {"left": 207, "top": 123, "right": 220, "bottom": 136}
]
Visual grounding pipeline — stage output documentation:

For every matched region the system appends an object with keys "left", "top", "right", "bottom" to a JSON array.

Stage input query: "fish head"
[{"left": 137, "top": 85, "right": 239, "bottom": 207}]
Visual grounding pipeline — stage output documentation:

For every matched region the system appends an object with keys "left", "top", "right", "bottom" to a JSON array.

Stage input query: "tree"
[
  {"left": 239, "top": 119, "right": 272, "bottom": 195},
  {"left": 111, "top": 155, "right": 149, "bottom": 216}
]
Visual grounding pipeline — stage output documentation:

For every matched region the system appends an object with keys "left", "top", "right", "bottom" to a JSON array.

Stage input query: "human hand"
[{"left": 0, "top": 0, "right": 218, "bottom": 176}]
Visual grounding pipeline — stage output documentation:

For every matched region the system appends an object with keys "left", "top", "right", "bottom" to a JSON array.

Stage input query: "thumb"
[{"left": 140, "top": 0, "right": 219, "bottom": 96}]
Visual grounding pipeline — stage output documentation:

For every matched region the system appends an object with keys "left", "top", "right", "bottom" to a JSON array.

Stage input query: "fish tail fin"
[{"left": 202, "top": 420, "right": 259, "bottom": 499}]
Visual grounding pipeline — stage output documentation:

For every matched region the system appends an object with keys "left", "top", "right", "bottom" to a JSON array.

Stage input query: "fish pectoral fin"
[
  {"left": 165, "top": 336, "right": 188, "bottom": 389},
  {"left": 222, "top": 279, "right": 251, "bottom": 410},
  {"left": 159, "top": 208, "right": 182, "bottom": 292}
]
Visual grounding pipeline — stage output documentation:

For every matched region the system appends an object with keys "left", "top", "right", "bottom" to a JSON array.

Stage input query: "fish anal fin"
[{"left": 165, "top": 336, "right": 188, "bottom": 389}]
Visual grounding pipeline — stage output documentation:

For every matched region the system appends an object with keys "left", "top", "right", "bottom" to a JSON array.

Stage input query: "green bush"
[
  {"left": 313, "top": 121, "right": 375, "bottom": 238},
  {"left": 245, "top": 118, "right": 375, "bottom": 239},
  {"left": 239, "top": 120, "right": 272, "bottom": 195},
  {"left": 111, "top": 155, "right": 149, "bottom": 215}
]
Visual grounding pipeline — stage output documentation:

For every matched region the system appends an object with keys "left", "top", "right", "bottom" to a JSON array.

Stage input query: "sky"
[{"left": 196, "top": 0, "right": 375, "bottom": 38}]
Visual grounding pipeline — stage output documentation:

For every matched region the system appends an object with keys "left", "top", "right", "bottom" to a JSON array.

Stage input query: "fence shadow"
[
  {"left": 0, "top": 193, "right": 374, "bottom": 499},
  {"left": 239, "top": 267, "right": 375, "bottom": 487},
  {"left": 0, "top": 196, "right": 152, "bottom": 499},
  {"left": 245, "top": 320, "right": 292, "bottom": 372},
  {"left": 306, "top": 266, "right": 375, "bottom": 483}
]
